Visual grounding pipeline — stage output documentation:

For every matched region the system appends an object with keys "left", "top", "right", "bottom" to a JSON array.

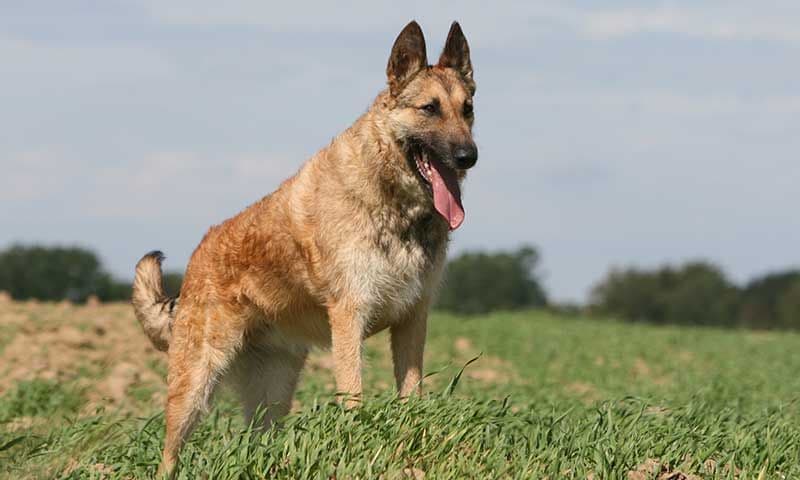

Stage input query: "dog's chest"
[
  {"left": 340, "top": 216, "right": 446, "bottom": 322},
  {"left": 365, "top": 244, "right": 428, "bottom": 315}
]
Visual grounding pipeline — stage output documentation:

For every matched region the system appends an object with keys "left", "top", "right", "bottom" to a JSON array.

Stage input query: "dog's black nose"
[{"left": 453, "top": 144, "right": 478, "bottom": 169}]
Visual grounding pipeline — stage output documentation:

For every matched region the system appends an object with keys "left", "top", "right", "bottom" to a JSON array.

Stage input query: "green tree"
[
  {"left": 95, "top": 277, "right": 133, "bottom": 302},
  {"left": 0, "top": 245, "right": 129, "bottom": 302},
  {"left": 436, "top": 246, "right": 547, "bottom": 315},
  {"left": 162, "top": 272, "right": 184, "bottom": 297},
  {"left": 776, "top": 280, "right": 800, "bottom": 330},
  {"left": 739, "top": 271, "right": 800, "bottom": 329},
  {"left": 661, "top": 263, "right": 739, "bottom": 327},
  {"left": 589, "top": 268, "right": 665, "bottom": 323},
  {"left": 590, "top": 261, "right": 739, "bottom": 327}
]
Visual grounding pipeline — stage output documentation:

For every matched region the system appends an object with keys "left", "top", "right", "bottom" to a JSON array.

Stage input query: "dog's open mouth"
[{"left": 410, "top": 147, "right": 465, "bottom": 230}]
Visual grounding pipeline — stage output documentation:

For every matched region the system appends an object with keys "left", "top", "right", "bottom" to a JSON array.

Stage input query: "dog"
[{"left": 132, "top": 20, "right": 477, "bottom": 476}]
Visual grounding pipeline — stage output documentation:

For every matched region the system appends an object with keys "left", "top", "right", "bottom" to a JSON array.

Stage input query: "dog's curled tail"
[{"left": 132, "top": 251, "right": 178, "bottom": 352}]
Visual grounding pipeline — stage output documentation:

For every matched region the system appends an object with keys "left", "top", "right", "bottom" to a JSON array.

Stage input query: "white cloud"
[
  {"left": 519, "top": 90, "right": 800, "bottom": 116},
  {"left": 0, "top": 150, "right": 73, "bottom": 202},
  {"left": 1, "top": 150, "right": 296, "bottom": 220},
  {"left": 0, "top": 36, "right": 174, "bottom": 82},
  {"left": 140, "top": 1, "right": 478, "bottom": 31},
  {"left": 87, "top": 151, "right": 297, "bottom": 219},
  {"left": 568, "top": 5, "right": 800, "bottom": 43},
  {"left": 139, "top": 1, "right": 800, "bottom": 44}
]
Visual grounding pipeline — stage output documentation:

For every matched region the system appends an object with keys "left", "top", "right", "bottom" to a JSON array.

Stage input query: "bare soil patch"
[{"left": 0, "top": 301, "right": 166, "bottom": 413}]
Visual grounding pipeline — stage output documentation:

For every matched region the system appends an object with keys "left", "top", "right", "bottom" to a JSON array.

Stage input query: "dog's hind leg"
[
  {"left": 157, "top": 305, "right": 242, "bottom": 478},
  {"left": 232, "top": 343, "right": 308, "bottom": 429}
]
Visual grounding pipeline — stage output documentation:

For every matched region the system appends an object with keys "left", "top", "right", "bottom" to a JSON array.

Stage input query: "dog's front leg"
[
  {"left": 328, "top": 302, "right": 363, "bottom": 407},
  {"left": 390, "top": 302, "right": 428, "bottom": 397}
]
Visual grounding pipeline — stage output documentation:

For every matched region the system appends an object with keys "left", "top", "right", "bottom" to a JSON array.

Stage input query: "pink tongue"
[{"left": 429, "top": 159, "right": 464, "bottom": 230}]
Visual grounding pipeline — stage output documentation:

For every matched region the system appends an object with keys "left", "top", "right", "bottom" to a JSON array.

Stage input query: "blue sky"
[{"left": 2, "top": 1, "right": 798, "bottom": 301}]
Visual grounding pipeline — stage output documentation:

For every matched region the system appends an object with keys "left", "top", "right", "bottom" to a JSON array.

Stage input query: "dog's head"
[{"left": 384, "top": 21, "right": 477, "bottom": 230}]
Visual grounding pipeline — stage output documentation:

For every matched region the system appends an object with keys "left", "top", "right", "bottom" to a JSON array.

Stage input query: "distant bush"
[
  {"left": 591, "top": 262, "right": 800, "bottom": 330},
  {"left": 776, "top": 281, "right": 800, "bottom": 329},
  {"left": 738, "top": 271, "right": 800, "bottom": 329},
  {"left": 437, "top": 246, "right": 547, "bottom": 315},
  {"left": 162, "top": 271, "right": 184, "bottom": 297},
  {"left": 0, "top": 244, "right": 131, "bottom": 302},
  {"left": 590, "top": 261, "right": 739, "bottom": 327}
]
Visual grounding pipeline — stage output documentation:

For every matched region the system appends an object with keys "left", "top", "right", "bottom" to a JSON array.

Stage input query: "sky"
[{"left": 2, "top": 1, "right": 799, "bottom": 302}]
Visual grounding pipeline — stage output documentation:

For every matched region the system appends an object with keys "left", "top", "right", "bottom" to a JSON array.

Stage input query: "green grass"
[
  {"left": 2, "top": 310, "right": 800, "bottom": 478},
  {"left": 0, "top": 379, "right": 85, "bottom": 423}
]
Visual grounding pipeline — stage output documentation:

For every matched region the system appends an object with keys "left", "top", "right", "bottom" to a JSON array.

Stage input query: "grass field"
[{"left": 1, "top": 300, "right": 798, "bottom": 479}]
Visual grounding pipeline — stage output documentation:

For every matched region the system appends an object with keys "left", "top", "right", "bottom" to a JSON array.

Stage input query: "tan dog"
[{"left": 132, "top": 21, "right": 477, "bottom": 476}]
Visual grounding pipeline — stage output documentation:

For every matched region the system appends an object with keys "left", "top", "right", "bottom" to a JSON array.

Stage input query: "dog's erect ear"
[
  {"left": 387, "top": 21, "right": 428, "bottom": 96},
  {"left": 437, "top": 22, "right": 473, "bottom": 85}
]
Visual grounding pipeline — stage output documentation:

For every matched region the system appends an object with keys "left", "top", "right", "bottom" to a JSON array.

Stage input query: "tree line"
[
  {"left": 0, "top": 244, "right": 548, "bottom": 314},
  {"left": 589, "top": 262, "right": 800, "bottom": 330},
  {"left": 1, "top": 244, "right": 798, "bottom": 330},
  {"left": 0, "top": 245, "right": 181, "bottom": 303}
]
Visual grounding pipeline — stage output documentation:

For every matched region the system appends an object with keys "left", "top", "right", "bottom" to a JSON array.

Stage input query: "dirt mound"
[{"left": 0, "top": 301, "right": 166, "bottom": 413}]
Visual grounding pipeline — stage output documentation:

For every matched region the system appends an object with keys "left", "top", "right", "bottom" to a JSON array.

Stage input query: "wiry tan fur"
[
  {"left": 131, "top": 20, "right": 477, "bottom": 477},
  {"left": 132, "top": 252, "right": 175, "bottom": 352}
]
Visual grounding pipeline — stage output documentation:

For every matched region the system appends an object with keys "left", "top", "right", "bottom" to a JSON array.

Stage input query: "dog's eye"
[
  {"left": 420, "top": 102, "right": 439, "bottom": 115},
  {"left": 463, "top": 102, "right": 474, "bottom": 116}
]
